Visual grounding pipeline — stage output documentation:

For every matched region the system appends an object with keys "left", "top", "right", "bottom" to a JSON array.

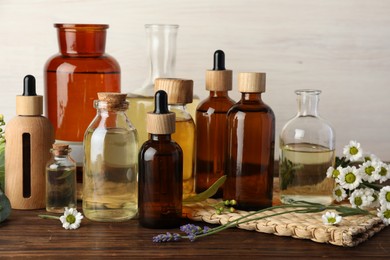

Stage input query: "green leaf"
[
  {"left": 0, "top": 189, "right": 11, "bottom": 223},
  {"left": 183, "top": 176, "right": 226, "bottom": 204}
]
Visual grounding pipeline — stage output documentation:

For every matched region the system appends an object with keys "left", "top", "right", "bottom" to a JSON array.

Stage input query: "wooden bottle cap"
[
  {"left": 205, "top": 70, "right": 232, "bottom": 91},
  {"left": 146, "top": 113, "right": 176, "bottom": 134},
  {"left": 97, "top": 92, "right": 128, "bottom": 110},
  {"left": 16, "top": 95, "right": 43, "bottom": 115},
  {"left": 154, "top": 78, "right": 193, "bottom": 104},
  {"left": 238, "top": 72, "right": 266, "bottom": 93}
]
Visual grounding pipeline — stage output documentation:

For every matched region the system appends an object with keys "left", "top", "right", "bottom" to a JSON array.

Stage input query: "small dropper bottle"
[
  {"left": 154, "top": 78, "right": 195, "bottom": 198},
  {"left": 138, "top": 90, "right": 183, "bottom": 229},
  {"left": 195, "top": 50, "right": 235, "bottom": 197},
  {"left": 5, "top": 75, "right": 54, "bottom": 209}
]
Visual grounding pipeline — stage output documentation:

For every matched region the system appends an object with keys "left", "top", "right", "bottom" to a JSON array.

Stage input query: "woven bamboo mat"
[{"left": 184, "top": 199, "right": 385, "bottom": 247}]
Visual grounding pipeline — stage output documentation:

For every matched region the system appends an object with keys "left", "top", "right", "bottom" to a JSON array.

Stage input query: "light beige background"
[{"left": 0, "top": 0, "right": 389, "bottom": 160}]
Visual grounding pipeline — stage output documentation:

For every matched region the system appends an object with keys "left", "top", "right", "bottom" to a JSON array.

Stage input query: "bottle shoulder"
[
  {"left": 196, "top": 96, "right": 236, "bottom": 113},
  {"left": 45, "top": 54, "right": 120, "bottom": 73},
  {"left": 140, "top": 139, "right": 183, "bottom": 155},
  {"left": 228, "top": 101, "right": 275, "bottom": 116}
]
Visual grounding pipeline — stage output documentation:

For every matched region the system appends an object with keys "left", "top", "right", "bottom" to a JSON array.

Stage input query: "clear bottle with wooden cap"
[
  {"left": 83, "top": 92, "right": 138, "bottom": 222},
  {"left": 224, "top": 72, "right": 275, "bottom": 210},
  {"left": 138, "top": 90, "right": 183, "bottom": 229},
  {"left": 46, "top": 143, "right": 77, "bottom": 213},
  {"left": 5, "top": 75, "right": 54, "bottom": 209},
  {"left": 154, "top": 78, "right": 195, "bottom": 198},
  {"left": 195, "top": 50, "right": 235, "bottom": 197}
]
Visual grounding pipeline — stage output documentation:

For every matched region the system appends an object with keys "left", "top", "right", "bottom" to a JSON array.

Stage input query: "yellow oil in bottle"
[
  {"left": 83, "top": 128, "right": 138, "bottom": 221},
  {"left": 172, "top": 118, "right": 195, "bottom": 198}
]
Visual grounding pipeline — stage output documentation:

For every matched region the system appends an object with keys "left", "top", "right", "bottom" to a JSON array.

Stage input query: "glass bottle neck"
[
  {"left": 296, "top": 90, "right": 320, "bottom": 116},
  {"left": 209, "top": 91, "right": 230, "bottom": 98},
  {"left": 151, "top": 134, "right": 172, "bottom": 141},
  {"left": 241, "top": 92, "right": 262, "bottom": 102},
  {"left": 56, "top": 24, "right": 108, "bottom": 56}
]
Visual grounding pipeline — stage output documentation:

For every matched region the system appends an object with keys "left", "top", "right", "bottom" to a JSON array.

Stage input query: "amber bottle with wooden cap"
[
  {"left": 224, "top": 72, "right": 275, "bottom": 210},
  {"left": 5, "top": 75, "right": 54, "bottom": 209},
  {"left": 154, "top": 78, "right": 195, "bottom": 198},
  {"left": 195, "top": 50, "right": 235, "bottom": 197},
  {"left": 138, "top": 90, "right": 183, "bottom": 229},
  {"left": 83, "top": 92, "right": 138, "bottom": 222}
]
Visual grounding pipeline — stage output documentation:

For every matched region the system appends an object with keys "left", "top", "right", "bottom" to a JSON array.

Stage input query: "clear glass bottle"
[
  {"left": 126, "top": 24, "right": 179, "bottom": 147},
  {"left": 195, "top": 50, "right": 235, "bottom": 197},
  {"left": 154, "top": 78, "right": 195, "bottom": 198},
  {"left": 279, "top": 89, "right": 335, "bottom": 205},
  {"left": 138, "top": 90, "right": 183, "bottom": 229},
  {"left": 224, "top": 73, "right": 275, "bottom": 210},
  {"left": 45, "top": 24, "right": 121, "bottom": 198},
  {"left": 46, "top": 144, "right": 77, "bottom": 213},
  {"left": 83, "top": 92, "right": 138, "bottom": 222}
]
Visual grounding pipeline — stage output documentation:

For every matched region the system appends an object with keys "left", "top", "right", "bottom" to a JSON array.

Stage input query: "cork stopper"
[
  {"left": 52, "top": 143, "right": 71, "bottom": 156},
  {"left": 16, "top": 75, "right": 43, "bottom": 116},
  {"left": 238, "top": 72, "right": 266, "bottom": 93},
  {"left": 97, "top": 92, "right": 128, "bottom": 110},
  {"left": 146, "top": 90, "right": 176, "bottom": 135},
  {"left": 205, "top": 50, "right": 232, "bottom": 91},
  {"left": 154, "top": 78, "right": 193, "bottom": 104}
]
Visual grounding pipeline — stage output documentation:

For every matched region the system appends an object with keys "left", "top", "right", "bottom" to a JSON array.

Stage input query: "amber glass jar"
[
  {"left": 44, "top": 24, "right": 120, "bottom": 196},
  {"left": 224, "top": 73, "right": 275, "bottom": 211}
]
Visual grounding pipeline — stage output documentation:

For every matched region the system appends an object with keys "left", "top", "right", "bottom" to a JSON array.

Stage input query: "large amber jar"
[{"left": 44, "top": 24, "right": 121, "bottom": 195}]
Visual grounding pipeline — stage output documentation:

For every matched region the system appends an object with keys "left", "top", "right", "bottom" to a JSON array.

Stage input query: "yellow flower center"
[
  {"left": 66, "top": 214, "right": 76, "bottom": 224},
  {"left": 365, "top": 166, "right": 375, "bottom": 176},
  {"left": 332, "top": 169, "right": 340, "bottom": 178},
  {"left": 335, "top": 189, "right": 342, "bottom": 197},
  {"left": 384, "top": 209, "right": 390, "bottom": 219},
  {"left": 354, "top": 197, "right": 362, "bottom": 206},
  {"left": 386, "top": 192, "right": 390, "bottom": 202},
  {"left": 379, "top": 167, "right": 387, "bottom": 176},
  {"left": 349, "top": 146, "right": 358, "bottom": 155},
  {"left": 345, "top": 172, "right": 356, "bottom": 183},
  {"left": 328, "top": 217, "right": 336, "bottom": 224}
]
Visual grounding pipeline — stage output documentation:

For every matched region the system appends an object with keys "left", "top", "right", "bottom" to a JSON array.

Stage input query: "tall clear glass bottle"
[
  {"left": 279, "top": 89, "right": 335, "bottom": 205},
  {"left": 83, "top": 92, "right": 138, "bottom": 222},
  {"left": 126, "top": 24, "right": 179, "bottom": 147},
  {"left": 154, "top": 78, "right": 195, "bottom": 198},
  {"left": 195, "top": 50, "right": 235, "bottom": 197},
  {"left": 224, "top": 73, "right": 275, "bottom": 210},
  {"left": 45, "top": 24, "right": 121, "bottom": 198},
  {"left": 138, "top": 90, "right": 183, "bottom": 229},
  {"left": 46, "top": 144, "right": 77, "bottom": 213}
]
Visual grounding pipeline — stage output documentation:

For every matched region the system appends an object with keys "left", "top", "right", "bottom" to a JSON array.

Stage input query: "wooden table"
[{"left": 0, "top": 205, "right": 389, "bottom": 259}]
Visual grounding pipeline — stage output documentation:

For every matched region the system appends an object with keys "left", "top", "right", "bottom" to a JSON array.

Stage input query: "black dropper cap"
[
  {"left": 213, "top": 50, "right": 226, "bottom": 70},
  {"left": 23, "top": 75, "right": 37, "bottom": 96},
  {"left": 153, "top": 90, "right": 170, "bottom": 114}
]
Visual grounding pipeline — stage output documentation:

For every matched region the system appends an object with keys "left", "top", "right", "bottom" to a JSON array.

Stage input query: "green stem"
[{"left": 38, "top": 214, "right": 60, "bottom": 220}]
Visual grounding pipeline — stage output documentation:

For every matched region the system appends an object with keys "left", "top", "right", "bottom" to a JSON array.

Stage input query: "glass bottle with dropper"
[
  {"left": 224, "top": 72, "right": 275, "bottom": 211},
  {"left": 154, "top": 78, "right": 195, "bottom": 198},
  {"left": 195, "top": 50, "right": 235, "bottom": 197},
  {"left": 138, "top": 90, "right": 183, "bottom": 229}
]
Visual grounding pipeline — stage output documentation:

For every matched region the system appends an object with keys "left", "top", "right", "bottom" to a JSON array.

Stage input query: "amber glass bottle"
[
  {"left": 44, "top": 24, "right": 120, "bottom": 196},
  {"left": 224, "top": 72, "right": 275, "bottom": 210},
  {"left": 138, "top": 90, "right": 183, "bottom": 229},
  {"left": 195, "top": 50, "right": 235, "bottom": 197}
]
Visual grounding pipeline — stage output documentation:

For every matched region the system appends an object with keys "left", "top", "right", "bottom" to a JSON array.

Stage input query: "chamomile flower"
[
  {"left": 343, "top": 140, "right": 363, "bottom": 162},
  {"left": 322, "top": 211, "right": 342, "bottom": 225},
  {"left": 377, "top": 205, "right": 390, "bottom": 226},
  {"left": 59, "top": 207, "right": 84, "bottom": 230},
  {"left": 359, "top": 161, "right": 380, "bottom": 183},
  {"left": 379, "top": 186, "right": 390, "bottom": 208},
  {"left": 363, "top": 153, "right": 380, "bottom": 163},
  {"left": 349, "top": 189, "right": 373, "bottom": 209},
  {"left": 332, "top": 185, "right": 347, "bottom": 202},
  {"left": 326, "top": 166, "right": 342, "bottom": 179},
  {"left": 376, "top": 162, "right": 390, "bottom": 184},
  {"left": 337, "top": 166, "right": 362, "bottom": 190}
]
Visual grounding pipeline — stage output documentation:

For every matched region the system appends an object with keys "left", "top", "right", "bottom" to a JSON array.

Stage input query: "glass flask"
[
  {"left": 224, "top": 72, "right": 275, "bottom": 210},
  {"left": 83, "top": 92, "right": 138, "bottom": 222},
  {"left": 154, "top": 78, "right": 195, "bottom": 198},
  {"left": 195, "top": 50, "right": 235, "bottom": 198},
  {"left": 44, "top": 24, "right": 121, "bottom": 197},
  {"left": 279, "top": 89, "right": 335, "bottom": 205},
  {"left": 46, "top": 144, "right": 77, "bottom": 213},
  {"left": 138, "top": 90, "right": 183, "bottom": 229}
]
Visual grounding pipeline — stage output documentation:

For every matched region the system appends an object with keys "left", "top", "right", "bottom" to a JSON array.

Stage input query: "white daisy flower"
[
  {"left": 322, "top": 211, "right": 342, "bottom": 225},
  {"left": 377, "top": 205, "right": 390, "bottom": 226},
  {"left": 349, "top": 189, "right": 366, "bottom": 209},
  {"left": 379, "top": 186, "right": 390, "bottom": 208},
  {"left": 332, "top": 185, "right": 347, "bottom": 202},
  {"left": 363, "top": 153, "right": 380, "bottom": 163},
  {"left": 326, "top": 166, "right": 342, "bottom": 179},
  {"left": 59, "top": 207, "right": 84, "bottom": 230},
  {"left": 376, "top": 162, "right": 390, "bottom": 184},
  {"left": 359, "top": 161, "right": 380, "bottom": 183},
  {"left": 370, "top": 190, "right": 381, "bottom": 208},
  {"left": 343, "top": 140, "right": 363, "bottom": 162},
  {"left": 337, "top": 166, "right": 362, "bottom": 190}
]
